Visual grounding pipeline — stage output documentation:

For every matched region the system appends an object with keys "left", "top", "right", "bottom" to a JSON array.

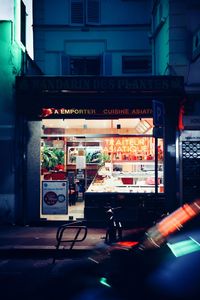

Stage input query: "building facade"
[
  {"left": 151, "top": 0, "right": 200, "bottom": 206},
  {"left": 13, "top": 0, "right": 188, "bottom": 227},
  {"left": 0, "top": 0, "right": 42, "bottom": 225},
  {"left": 33, "top": 0, "right": 152, "bottom": 76},
  {"left": 4, "top": 0, "right": 200, "bottom": 226}
]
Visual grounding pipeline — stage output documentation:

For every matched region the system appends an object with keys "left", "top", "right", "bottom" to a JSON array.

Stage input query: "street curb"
[{"left": 0, "top": 247, "right": 94, "bottom": 258}]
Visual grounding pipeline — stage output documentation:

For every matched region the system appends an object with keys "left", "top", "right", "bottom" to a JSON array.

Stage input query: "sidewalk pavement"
[
  {"left": 0, "top": 224, "right": 145, "bottom": 258},
  {"left": 0, "top": 224, "right": 107, "bottom": 257}
]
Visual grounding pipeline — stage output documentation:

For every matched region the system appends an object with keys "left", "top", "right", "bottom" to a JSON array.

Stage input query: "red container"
[
  {"left": 51, "top": 172, "right": 66, "bottom": 180},
  {"left": 121, "top": 178, "right": 133, "bottom": 184},
  {"left": 44, "top": 173, "right": 52, "bottom": 180}
]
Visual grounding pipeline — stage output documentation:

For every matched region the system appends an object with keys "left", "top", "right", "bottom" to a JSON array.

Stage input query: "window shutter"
[
  {"left": 70, "top": 0, "right": 84, "bottom": 25},
  {"left": 61, "top": 55, "right": 70, "bottom": 75},
  {"left": 102, "top": 53, "right": 112, "bottom": 75},
  {"left": 86, "top": 0, "right": 100, "bottom": 25}
]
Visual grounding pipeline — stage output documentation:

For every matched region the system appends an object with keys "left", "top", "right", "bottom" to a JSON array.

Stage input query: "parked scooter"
[{"left": 104, "top": 205, "right": 123, "bottom": 244}]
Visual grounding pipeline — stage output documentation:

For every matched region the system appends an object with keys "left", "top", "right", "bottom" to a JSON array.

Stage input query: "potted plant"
[
  {"left": 41, "top": 146, "right": 64, "bottom": 171},
  {"left": 100, "top": 153, "right": 111, "bottom": 165}
]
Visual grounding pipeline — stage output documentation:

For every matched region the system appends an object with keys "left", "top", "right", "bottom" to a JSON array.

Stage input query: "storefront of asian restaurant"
[{"left": 15, "top": 75, "right": 184, "bottom": 227}]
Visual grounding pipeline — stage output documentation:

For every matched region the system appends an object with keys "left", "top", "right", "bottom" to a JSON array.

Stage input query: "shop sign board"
[
  {"left": 40, "top": 107, "right": 153, "bottom": 118},
  {"left": 17, "top": 76, "right": 184, "bottom": 93},
  {"left": 42, "top": 181, "right": 68, "bottom": 215}
]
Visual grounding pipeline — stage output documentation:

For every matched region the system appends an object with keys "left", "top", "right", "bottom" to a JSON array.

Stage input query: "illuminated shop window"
[
  {"left": 39, "top": 118, "right": 164, "bottom": 221},
  {"left": 40, "top": 118, "right": 164, "bottom": 195}
]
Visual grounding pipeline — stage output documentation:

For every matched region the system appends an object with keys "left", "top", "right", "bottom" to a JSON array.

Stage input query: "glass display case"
[{"left": 86, "top": 161, "right": 164, "bottom": 193}]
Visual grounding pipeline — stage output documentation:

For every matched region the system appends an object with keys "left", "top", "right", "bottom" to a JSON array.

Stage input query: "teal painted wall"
[
  {"left": 0, "top": 20, "right": 23, "bottom": 224},
  {"left": 33, "top": 0, "right": 151, "bottom": 76}
]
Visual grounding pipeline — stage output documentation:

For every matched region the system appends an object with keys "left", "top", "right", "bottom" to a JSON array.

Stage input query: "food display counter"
[{"left": 86, "top": 161, "right": 164, "bottom": 194}]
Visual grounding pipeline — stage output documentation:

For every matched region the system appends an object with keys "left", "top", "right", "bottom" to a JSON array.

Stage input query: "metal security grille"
[
  {"left": 182, "top": 141, "right": 200, "bottom": 201},
  {"left": 182, "top": 141, "right": 200, "bottom": 159}
]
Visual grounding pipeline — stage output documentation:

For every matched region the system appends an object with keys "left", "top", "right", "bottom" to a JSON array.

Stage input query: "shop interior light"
[
  {"left": 42, "top": 118, "right": 154, "bottom": 136},
  {"left": 167, "top": 237, "right": 200, "bottom": 257},
  {"left": 143, "top": 120, "right": 151, "bottom": 128},
  {"left": 135, "top": 120, "right": 152, "bottom": 134}
]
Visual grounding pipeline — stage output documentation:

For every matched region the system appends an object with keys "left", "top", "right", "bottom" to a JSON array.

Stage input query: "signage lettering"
[
  {"left": 40, "top": 108, "right": 153, "bottom": 118},
  {"left": 53, "top": 109, "right": 96, "bottom": 115},
  {"left": 17, "top": 76, "right": 184, "bottom": 93},
  {"left": 102, "top": 137, "right": 158, "bottom": 161},
  {"left": 103, "top": 109, "right": 129, "bottom": 115}
]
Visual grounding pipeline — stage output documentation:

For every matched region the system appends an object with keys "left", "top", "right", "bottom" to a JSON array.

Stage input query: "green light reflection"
[
  {"left": 167, "top": 237, "right": 200, "bottom": 257},
  {"left": 99, "top": 277, "right": 111, "bottom": 288}
]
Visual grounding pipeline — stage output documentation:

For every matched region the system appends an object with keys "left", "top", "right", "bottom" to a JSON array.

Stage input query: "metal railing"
[{"left": 53, "top": 220, "right": 88, "bottom": 263}]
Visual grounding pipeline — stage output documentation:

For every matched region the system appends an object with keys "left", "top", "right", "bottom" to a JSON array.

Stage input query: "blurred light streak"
[
  {"left": 99, "top": 277, "right": 111, "bottom": 288},
  {"left": 158, "top": 200, "right": 200, "bottom": 237},
  {"left": 143, "top": 199, "right": 200, "bottom": 249},
  {"left": 117, "top": 241, "right": 139, "bottom": 248},
  {"left": 167, "top": 237, "right": 200, "bottom": 257}
]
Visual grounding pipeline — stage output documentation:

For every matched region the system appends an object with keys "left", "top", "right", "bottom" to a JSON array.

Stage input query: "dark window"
[
  {"left": 122, "top": 56, "right": 152, "bottom": 74},
  {"left": 21, "top": 0, "right": 26, "bottom": 46},
  {"left": 71, "top": 0, "right": 84, "bottom": 24},
  {"left": 87, "top": 0, "right": 100, "bottom": 24},
  {"left": 61, "top": 55, "right": 70, "bottom": 75},
  {"left": 70, "top": 0, "right": 100, "bottom": 25},
  {"left": 70, "top": 56, "right": 101, "bottom": 75}
]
